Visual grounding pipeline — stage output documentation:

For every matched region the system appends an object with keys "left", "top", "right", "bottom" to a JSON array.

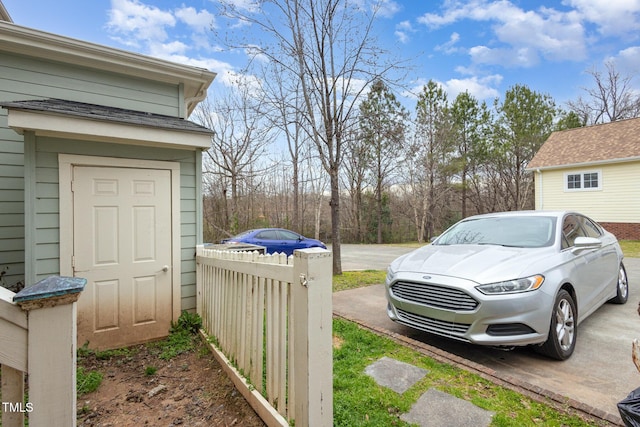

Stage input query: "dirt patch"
[{"left": 76, "top": 338, "right": 266, "bottom": 427}]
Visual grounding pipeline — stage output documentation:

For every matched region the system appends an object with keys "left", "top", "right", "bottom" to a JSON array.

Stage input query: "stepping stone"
[
  {"left": 364, "top": 356, "right": 428, "bottom": 394},
  {"left": 401, "top": 388, "right": 494, "bottom": 427}
]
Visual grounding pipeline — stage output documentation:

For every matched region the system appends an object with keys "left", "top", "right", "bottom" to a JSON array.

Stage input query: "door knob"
[{"left": 162, "top": 265, "right": 169, "bottom": 272}]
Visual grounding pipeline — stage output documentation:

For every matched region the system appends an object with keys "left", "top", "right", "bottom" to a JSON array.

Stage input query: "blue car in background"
[{"left": 221, "top": 228, "right": 327, "bottom": 256}]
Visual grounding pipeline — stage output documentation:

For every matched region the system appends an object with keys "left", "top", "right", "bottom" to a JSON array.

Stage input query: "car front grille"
[
  {"left": 390, "top": 281, "right": 479, "bottom": 311},
  {"left": 396, "top": 308, "right": 470, "bottom": 338}
]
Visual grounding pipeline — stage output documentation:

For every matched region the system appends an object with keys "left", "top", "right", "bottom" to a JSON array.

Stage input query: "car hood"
[{"left": 390, "top": 244, "right": 554, "bottom": 284}]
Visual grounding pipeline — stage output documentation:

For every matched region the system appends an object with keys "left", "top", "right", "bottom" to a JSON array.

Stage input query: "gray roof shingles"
[{"left": 0, "top": 98, "right": 213, "bottom": 135}]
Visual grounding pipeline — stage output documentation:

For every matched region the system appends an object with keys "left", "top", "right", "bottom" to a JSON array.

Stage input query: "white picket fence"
[
  {"left": 0, "top": 277, "right": 85, "bottom": 427},
  {"left": 196, "top": 246, "right": 333, "bottom": 427}
]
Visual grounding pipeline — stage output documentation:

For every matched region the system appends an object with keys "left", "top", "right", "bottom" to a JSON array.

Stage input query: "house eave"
[
  {"left": 0, "top": 21, "right": 216, "bottom": 115},
  {"left": 526, "top": 156, "right": 640, "bottom": 172},
  {"left": 7, "top": 109, "right": 211, "bottom": 150},
  {"left": 0, "top": 1, "right": 12, "bottom": 22}
]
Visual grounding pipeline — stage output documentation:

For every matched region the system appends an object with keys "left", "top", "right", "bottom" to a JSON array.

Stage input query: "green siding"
[
  {"left": 0, "top": 107, "right": 25, "bottom": 289},
  {"left": 2, "top": 53, "right": 181, "bottom": 115}
]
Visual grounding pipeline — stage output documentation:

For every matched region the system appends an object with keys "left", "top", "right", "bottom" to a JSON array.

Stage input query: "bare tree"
[
  {"left": 568, "top": 60, "right": 640, "bottom": 124},
  {"left": 303, "top": 151, "right": 329, "bottom": 241},
  {"left": 216, "top": 0, "right": 398, "bottom": 274},
  {"left": 260, "top": 64, "right": 308, "bottom": 233},
  {"left": 193, "top": 84, "right": 273, "bottom": 234}
]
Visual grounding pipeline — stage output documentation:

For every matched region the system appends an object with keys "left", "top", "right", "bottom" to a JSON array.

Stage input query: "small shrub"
[
  {"left": 145, "top": 366, "right": 157, "bottom": 376},
  {"left": 170, "top": 311, "right": 202, "bottom": 334},
  {"left": 77, "top": 342, "right": 92, "bottom": 358},
  {"left": 77, "top": 367, "right": 103, "bottom": 395}
]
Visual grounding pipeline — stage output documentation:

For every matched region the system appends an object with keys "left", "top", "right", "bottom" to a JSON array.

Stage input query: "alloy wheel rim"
[
  {"left": 619, "top": 267, "right": 629, "bottom": 299},
  {"left": 555, "top": 299, "right": 575, "bottom": 351}
]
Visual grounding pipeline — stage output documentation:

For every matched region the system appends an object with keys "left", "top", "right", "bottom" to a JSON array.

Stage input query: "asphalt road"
[{"left": 334, "top": 244, "right": 640, "bottom": 423}]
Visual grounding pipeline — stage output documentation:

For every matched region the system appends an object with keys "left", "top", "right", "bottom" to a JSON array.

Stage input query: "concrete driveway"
[{"left": 334, "top": 244, "right": 640, "bottom": 424}]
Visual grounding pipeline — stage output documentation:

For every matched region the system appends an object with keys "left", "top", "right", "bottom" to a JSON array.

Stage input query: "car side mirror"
[{"left": 571, "top": 236, "right": 602, "bottom": 254}]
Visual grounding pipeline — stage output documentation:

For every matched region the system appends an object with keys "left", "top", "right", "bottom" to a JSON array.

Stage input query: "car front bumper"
[{"left": 385, "top": 271, "right": 554, "bottom": 347}]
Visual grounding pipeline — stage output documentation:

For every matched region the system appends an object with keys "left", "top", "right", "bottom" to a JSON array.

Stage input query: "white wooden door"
[{"left": 73, "top": 166, "right": 173, "bottom": 350}]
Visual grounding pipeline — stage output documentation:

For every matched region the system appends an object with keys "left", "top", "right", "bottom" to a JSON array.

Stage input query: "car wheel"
[
  {"left": 609, "top": 263, "right": 629, "bottom": 304},
  {"left": 535, "top": 289, "right": 577, "bottom": 360}
]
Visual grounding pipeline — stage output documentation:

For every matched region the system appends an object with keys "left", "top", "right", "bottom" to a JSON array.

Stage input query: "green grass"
[
  {"left": 149, "top": 311, "right": 202, "bottom": 360},
  {"left": 333, "top": 270, "right": 387, "bottom": 292},
  {"left": 77, "top": 366, "right": 103, "bottom": 395},
  {"left": 333, "top": 318, "right": 603, "bottom": 426},
  {"left": 620, "top": 240, "right": 640, "bottom": 258}
]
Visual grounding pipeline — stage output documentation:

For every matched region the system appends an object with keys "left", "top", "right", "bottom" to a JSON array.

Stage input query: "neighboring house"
[
  {"left": 0, "top": 6, "right": 216, "bottom": 349},
  {"left": 527, "top": 117, "right": 640, "bottom": 240}
]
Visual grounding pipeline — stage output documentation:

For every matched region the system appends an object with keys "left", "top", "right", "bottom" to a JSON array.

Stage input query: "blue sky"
[{"left": 4, "top": 0, "right": 640, "bottom": 109}]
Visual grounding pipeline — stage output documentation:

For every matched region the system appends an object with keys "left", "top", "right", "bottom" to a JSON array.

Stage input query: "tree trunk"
[
  {"left": 376, "top": 171, "right": 383, "bottom": 244},
  {"left": 330, "top": 168, "right": 342, "bottom": 275}
]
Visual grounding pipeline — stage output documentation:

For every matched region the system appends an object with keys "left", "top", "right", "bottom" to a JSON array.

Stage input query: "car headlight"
[
  {"left": 387, "top": 266, "right": 395, "bottom": 283},
  {"left": 386, "top": 265, "right": 397, "bottom": 283},
  {"left": 475, "top": 275, "right": 544, "bottom": 295}
]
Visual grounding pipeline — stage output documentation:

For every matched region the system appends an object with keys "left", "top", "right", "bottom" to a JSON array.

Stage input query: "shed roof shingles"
[
  {"left": 0, "top": 98, "right": 213, "bottom": 135},
  {"left": 527, "top": 117, "right": 640, "bottom": 170}
]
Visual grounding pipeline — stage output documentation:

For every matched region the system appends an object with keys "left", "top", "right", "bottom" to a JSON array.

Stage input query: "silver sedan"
[{"left": 385, "top": 210, "right": 629, "bottom": 360}]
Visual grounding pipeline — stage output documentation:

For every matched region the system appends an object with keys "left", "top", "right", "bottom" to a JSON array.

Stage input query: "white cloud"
[
  {"left": 395, "top": 20, "right": 415, "bottom": 44},
  {"left": 107, "top": 0, "right": 175, "bottom": 43},
  {"left": 375, "top": 0, "right": 402, "bottom": 18},
  {"left": 606, "top": 46, "right": 640, "bottom": 76},
  {"left": 434, "top": 32, "right": 461, "bottom": 54},
  {"left": 565, "top": 0, "right": 640, "bottom": 37},
  {"left": 469, "top": 45, "right": 540, "bottom": 67},
  {"left": 442, "top": 75, "right": 502, "bottom": 100},
  {"left": 403, "top": 74, "right": 502, "bottom": 102},
  {"left": 149, "top": 40, "right": 189, "bottom": 57},
  {"left": 108, "top": 0, "right": 217, "bottom": 51},
  {"left": 416, "top": 0, "right": 588, "bottom": 67},
  {"left": 175, "top": 6, "right": 215, "bottom": 33},
  {"left": 107, "top": 0, "right": 227, "bottom": 73}
]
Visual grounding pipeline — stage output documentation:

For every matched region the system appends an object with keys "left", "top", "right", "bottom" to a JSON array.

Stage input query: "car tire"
[
  {"left": 535, "top": 289, "right": 577, "bottom": 360},
  {"left": 609, "top": 263, "right": 629, "bottom": 304}
]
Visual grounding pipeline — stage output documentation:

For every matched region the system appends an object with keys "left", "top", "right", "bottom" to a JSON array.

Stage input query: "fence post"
[
  {"left": 13, "top": 276, "right": 86, "bottom": 427},
  {"left": 1, "top": 365, "right": 24, "bottom": 427},
  {"left": 291, "top": 248, "right": 333, "bottom": 427}
]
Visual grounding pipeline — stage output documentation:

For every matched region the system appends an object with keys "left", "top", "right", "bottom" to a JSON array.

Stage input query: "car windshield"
[{"left": 435, "top": 216, "right": 556, "bottom": 248}]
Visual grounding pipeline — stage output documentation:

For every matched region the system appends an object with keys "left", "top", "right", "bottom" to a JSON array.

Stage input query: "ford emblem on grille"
[{"left": 422, "top": 275, "right": 431, "bottom": 280}]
